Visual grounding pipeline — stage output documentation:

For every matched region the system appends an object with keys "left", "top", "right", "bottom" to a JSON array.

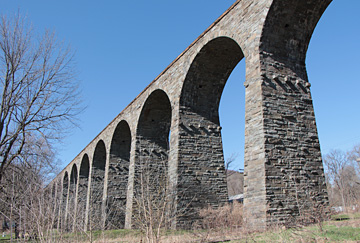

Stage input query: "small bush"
[{"left": 195, "top": 201, "right": 243, "bottom": 230}]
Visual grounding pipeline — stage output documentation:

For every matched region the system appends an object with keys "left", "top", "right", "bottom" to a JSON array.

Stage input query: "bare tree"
[
  {"left": 225, "top": 153, "right": 244, "bottom": 198},
  {"left": 224, "top": 153, "right": 238, "bottom": 173},
  {"left": 324, "top": 150, "right": 349, "bottom": 210},
  {"left": 349, "top": 144, "right": 360, "bottom": 174},
  {"left": 132, "top": 153, "right": 171, "bottom": 243},
  {"left": 0, "top": 131, "right": 61, "bottom": 240},
  {"left": 324, "top": 148, "right": 360, "bottom": 211},
  {"left": 131, "top": 144, "right": 192, "bottom": 243},
  {"left": 0, "top": 13, "right": 83, "bottom": 182}
]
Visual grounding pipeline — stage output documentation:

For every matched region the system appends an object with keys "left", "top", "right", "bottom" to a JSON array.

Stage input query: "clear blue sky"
[{"left": 1, "top": 0, "right": 359, "bottom": 172}]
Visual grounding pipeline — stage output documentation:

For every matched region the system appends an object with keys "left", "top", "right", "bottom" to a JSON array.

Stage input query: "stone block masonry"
[{"left": 49, "top": 0, "right": 331, "bottom": 231}]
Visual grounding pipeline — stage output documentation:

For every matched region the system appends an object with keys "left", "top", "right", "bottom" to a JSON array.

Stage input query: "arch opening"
[
  {"left": 133, "top": 89, "right": 172, "bottom": 226},
  {"left": 77, "top": 154, "right": 90, "bottom": 231},
  {"left": 90, "top": 141, "right": 106, "bottom": 230},
  {"left": 106, "top": 120, "right": 132, "bottom": 229},
  {"left": 70, "top": 164, "right": 78, "bottom": 185},
  {"left": 136, "top": 89, "right": 172, "bottom": 159},
  {"left": 68, "top": 164, "right": 78, "bottom": 231},
  {"left": 61, "top": 172, "right": 69, "bottom": 230},
  {"left": 219, "top": 60, "right": 245, "bottom": 202},
  {"left": 138, "top": 89, "right": 172, "bottom": 149},
  {"left": 52, "top": 183, "right": 56, "bottom": 197},
  {"left": 52, "top": 182, "right": 61, "bottom": 229},
  {"left": 63, "top": 172, "right": 69, "bottom": 199},
  {"left": 178, "top": 36, "right": 244, "bottom": 227}
]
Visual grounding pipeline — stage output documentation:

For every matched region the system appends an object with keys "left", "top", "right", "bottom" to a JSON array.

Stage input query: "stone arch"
[
  {"left": 133, "top": 89, "right": 172, "bottom": 225},
  {"left": 55, "top": 180, "right": 63, "bottom": 230},
  {"left": 50, "top": 182, "right": 59, "bottom": 229},
  {"left": 78, "top": 154, "right": 90, "bottom": 231},
  {"left": 61, "top": 171, "right": 69, "bottom": 230},
  {"left": 136, "top": 89, "right": 172, "bottom": 162},
  {"left": 137, "top": 89, "right": 172, "bottom": 146},
  {"left": 106, "top": 120, "right": 131, "bottom": 229},
  {"left": 52, "top": 183, "right": 56, "bottom": 198},
  {"left": 177, "top": 36, "right": 244, "bottom": 227},
  {"left": 70, "top": 164, "right": 78, "bottom": 184},
  {"left": 69, "top": 164, "right": 78, "bottom": 230},
  {"left": 63, "top": 172, "right": 69, "bottom": 198},
  {"left": 90, "top": 140, "right": 106, "bottom": 230}
]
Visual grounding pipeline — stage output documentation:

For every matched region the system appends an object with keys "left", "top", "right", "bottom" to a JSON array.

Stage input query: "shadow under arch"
[
  {"left": 51, "top": 181, "right": 61, "bottom": 229},
  {"left": 89, "top": 140, "right": 106, "bottom": 230},
  {"left": 70, "top": 164, "right": 78, "bottom": 184},
  {"left": 132, "top": 89, "right": 172, "bottom": 226},
  {"left": 68, "top": 164, "right": 78, "bottom": 231},
  {"left": 106, "top": 120, "right": 132, "bottom": 229},
  {"left": 177, "top": 36, "right": 244, "bottom": 228},
  {"left": 61, "top": 171, "right": 69, "bottom": 230},
  {"left": 136, "top": 89, "right": 172, "bottom": 162},
  {"left": 77, "top": 154, "right": 90, "bottom": 231},
  {"left": 137, "top": 89, "right": 172, "bottom": 147}
]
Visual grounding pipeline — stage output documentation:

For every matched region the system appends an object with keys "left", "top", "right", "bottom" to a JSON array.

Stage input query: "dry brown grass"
[
  {"left": 196, "top": 201, "right": 243, "bottom": 229},
  {"left": 68, "top": 217, "right": 360, "bottom": 243},
  {"left": 191, "top": 201, "right": 244, "bottom": 242},
  {"left": 67, "top": 204, "right": 360, "bottom": 242}
]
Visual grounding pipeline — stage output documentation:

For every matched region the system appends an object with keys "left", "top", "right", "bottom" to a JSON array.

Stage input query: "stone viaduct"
[{"left": 48, "top": 0, "right": 331, "bottom": 231}]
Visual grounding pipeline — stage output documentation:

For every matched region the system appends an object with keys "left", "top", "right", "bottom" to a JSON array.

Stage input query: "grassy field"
[
  {"left": 1, "top": 214, "right": 359, "bottom": 242},
  {"left": 241, "top": 219, "right": 360, "bottom": 243},
  {"left": 62, "top": 215, "right": 360, "bottom": 242},
  {"left": 97, "top": 216, "right": 360, "bottom": 242}
]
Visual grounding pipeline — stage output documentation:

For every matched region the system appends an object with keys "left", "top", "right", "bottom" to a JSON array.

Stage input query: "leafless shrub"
[
  {"left": 324, "top": 146, "right": 360, "bottom": 213},
  {"left": 130, "top": 140, "right": 195, "bottom": 243},
  {"left": 191, "top": 201, "right": 243, "bottom": 242},
  {"left": 132, "top": 154, "right": 172, "bottom": 243},
  {"left": 0, "top": 165, "right": 62, "bottom": 242},
  {"left": 196, "top": 201, "right": 243, "bottom": 230}
]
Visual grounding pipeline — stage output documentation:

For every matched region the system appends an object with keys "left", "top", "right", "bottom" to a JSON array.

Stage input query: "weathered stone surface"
[{"left": 48, "top": 0, "right": 331, "bottom": 231}]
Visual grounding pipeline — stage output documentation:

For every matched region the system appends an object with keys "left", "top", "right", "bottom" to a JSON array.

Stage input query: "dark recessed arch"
[
  {"left": 61, "top": 171, "right": 69, "bottom": 230},
  {"left": 133, "top": 89, "right": 172, "bottom": 223},
  {"left": 52, "top": 181, "right": 61, "bottom": 229},
  {"left": 63, "top": 172, "right": 69, "bottom": 193},
  {"left": 68, "top": 164, "right": 78, "bottom": 230},
  {"left": 80, "top": 154, "right": 90, "bottom": 178},
  {"left": 93, "top": 140, "right": 106, "bottom": 171},
  {"left": 137, "top": 89, "right": 172, "bottom": 149},
  {"left": 110, "top": 120, "right": 131, "bottom": 161},
  {"left": 106, "top": 120, "right": 132, "bottom": 229},
  {"left": 52, "top": 183, "right": 56, "bottom": 197},
  {"left": 77, "top": 154, "right": 90, "bottom": 231},
  {"left": 89, "top": 140, "right": 106, "bottom": 230},
  {"left": 70, "top": 164, "right": 78, "bottom": 185}
]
